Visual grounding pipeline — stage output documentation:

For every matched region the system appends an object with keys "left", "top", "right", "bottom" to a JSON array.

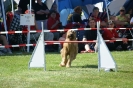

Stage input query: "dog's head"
[{"left": 66, "top": 30, "right": 76, "bottom": 40}]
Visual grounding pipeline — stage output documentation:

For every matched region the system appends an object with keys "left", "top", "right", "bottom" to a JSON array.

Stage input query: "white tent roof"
[{"left": 108, "top": 0, "right": 127, "bottom": 15}]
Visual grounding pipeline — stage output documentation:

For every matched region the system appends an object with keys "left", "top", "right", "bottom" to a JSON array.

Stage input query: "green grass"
[{"left": 0, "top": 51, "right": 133, "bottom": 88}]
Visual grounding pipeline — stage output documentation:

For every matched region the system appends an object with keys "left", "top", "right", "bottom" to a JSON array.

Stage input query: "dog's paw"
[
  {"left": 66, "top": 65, "right": 71, "bottom": 68},
  {"left": 59, "top": 64, "right": 66, "bottom": 67}
]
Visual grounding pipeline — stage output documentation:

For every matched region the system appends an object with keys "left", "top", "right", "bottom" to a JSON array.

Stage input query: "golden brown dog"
[{"left": 60, "top": 30, "right": 78, "bottom": 67}]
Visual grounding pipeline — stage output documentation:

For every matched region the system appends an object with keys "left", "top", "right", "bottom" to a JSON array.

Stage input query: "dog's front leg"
[{"left": 60, "top": 53, "right": 68, "bottom": 67}]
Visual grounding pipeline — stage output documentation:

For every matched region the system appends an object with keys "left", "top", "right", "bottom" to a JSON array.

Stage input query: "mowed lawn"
[{"left": 0, "top": 51, "right": 133, "bottom": 88}]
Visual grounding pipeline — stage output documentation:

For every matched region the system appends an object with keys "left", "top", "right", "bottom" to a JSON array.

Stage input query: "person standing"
[
  {"left": 34, "top": 0, "right": 54, "bottom": 52},
  {"left": 34, "top": 0, "right": 49, "bottom": 29},
  {"left": 18, "top": 0, "right": 36, "bottom": 14},
  {"left": 34, "top": 0, "right": 53, "bottom": 41}
]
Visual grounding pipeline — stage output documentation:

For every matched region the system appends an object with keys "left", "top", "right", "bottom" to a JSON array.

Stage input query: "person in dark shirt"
[
  {"left": 34, "top": 0, "right": 49, "bottom": 21},
  {"left": 18, "top": 0, "right": 36, "bottom": 14},
  {"left": 34, "top": 0, "right": 53, "bottom": 41},
  {"left": 82, "top": 18, "right": 97, "bottom": 53}
]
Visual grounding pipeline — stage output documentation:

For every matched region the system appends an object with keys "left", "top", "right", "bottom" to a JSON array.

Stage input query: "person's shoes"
[
  {"left": 80, "top": 50, "right": 94, "bottom": 53},
  {"left": 116, "top": 45, "right": 122, "bottom": 51},
  {"left": 87, "top": 50, "right": 95, "bottom": 53},
  {"left": 7, "top": 51, "right": 13, "bottom": 54},
  {"left": 0, "top": 51, "right": 5, "bottom": 55},
  {"left": 127, "top": 46, "right": 133, "bottom": 51},
  {"left": 80, "top": 50, "right": 88, "bottom": 53},
  {"left": 0, "top": 48, "right": 13, "bottom": 54}
]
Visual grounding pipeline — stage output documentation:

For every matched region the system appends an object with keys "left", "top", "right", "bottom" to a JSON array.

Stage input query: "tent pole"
[
  {"left": 30, "top": 0, "right": 32, "bottom": 14},
  {"left": 55, "top": 0, "right": 59, "bottom": 12},
  {"left": 1, "top": 0, "right": 8, "bottom": 40},
  {"left": 11, "top": 0, "right": 14, "bottom": 14},
  {"left": 104, "top": 0, "right": 110, "bottom": 21},
  {"left": 26, "top": 0, "right": 32, "bottom": 52}
]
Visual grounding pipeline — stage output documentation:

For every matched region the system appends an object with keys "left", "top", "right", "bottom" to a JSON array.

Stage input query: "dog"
[{"left": 60, "top": 30, "right": 78, "bottom": 67}]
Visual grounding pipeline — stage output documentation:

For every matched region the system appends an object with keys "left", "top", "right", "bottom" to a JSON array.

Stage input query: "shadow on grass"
[
  {"left": 118, "top": 70, "right": 133, "bottom": 73},
  {"left": 72, "top": 64, "right": 98, "bottom": 68},
  {"left": 0, "top": 52, "right": 60, "bottom": 57}
]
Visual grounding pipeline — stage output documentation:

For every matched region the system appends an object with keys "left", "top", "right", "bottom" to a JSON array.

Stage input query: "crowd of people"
[{"left": 0, "top": 0, "right": 133, "bottom": 55}]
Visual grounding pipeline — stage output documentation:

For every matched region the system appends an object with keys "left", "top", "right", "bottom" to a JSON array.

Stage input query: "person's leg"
[
  {"left": 36, "top": 20, "right": 42, "bottom": 30},
  {"left": 121, "top": 43, "right": 128, "bottom": 50},
  {"left": 44, "top": 32, "right": 54, "bottom": 41},
  {"left": 85, "top": 44, "right": 91, "bottom": 51},
  {"left": 94, "top": 43, "right": 98, "bottom": 52},
  {"left": 83, "top": 43, "right": 94, "bottom": 53},
  {"left": 53, "top": 32, "right": 60, "bottom": 40},
  {"left": 30, "top": 33, "right": 40, "bottom": 41},
  {"left": 0, "top": 35, "right": 12, "bottom": 54},
  {"left": 106, "top": 43, "right": 115, "bottom": 51},
  {"left": 0, "top": 35, "right": 8, "bottom": 45},
  {"left": 43, "top": 20, "right": 47, "bottom": 30}
]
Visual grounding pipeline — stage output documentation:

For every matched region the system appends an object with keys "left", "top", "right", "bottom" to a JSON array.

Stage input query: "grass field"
[{"left": 0, "top": 51, "right": 133, "bottom": 88}]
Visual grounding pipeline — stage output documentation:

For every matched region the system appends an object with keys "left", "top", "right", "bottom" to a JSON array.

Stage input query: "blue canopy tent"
[
  {"left": 55, "top": 0, "right": 112, "bottom": 26},
  {"left": 58, "top": 0, "right": 112, "bottom": 12},
  {"left": 52, "top": 0, "right": 112, "bottom": 52}
]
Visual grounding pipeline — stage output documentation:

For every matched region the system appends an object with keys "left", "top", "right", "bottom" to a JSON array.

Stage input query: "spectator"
[
  {"left": 47, "top": 10, "right": 60, "bottom": 40},
  {"left": 9, "top": 9, "right": 27, "bottom": 45},
  {"left": 47, "top": 10, "right": 60, "bottom": 52},
  {"left": 34, "top": 0, "right": 54, "bottom": 52},
  {"left": 115, "top": 7, "right": 130, "bottom": 27},
  {"left": 102, "top": 20, "right": 132, "bottom": 51},
  {"left": 67, "top": 6, "right": 82, "bottom": 23},
  {"left": 127, "top": 8, "right": 133, "bottom": 19},
  {"left": 50, "top": 3, "right": 62, "bottom": 29},
  {"left": 18, "top": 0, "right": 36, "bottom": 14},
  {"left": 34, "top": 0, "right": 53, "bottom": 41},
  {"left": 89, "top": 7, "right": 108, "bottom": 27},
  {"left": 81, "top": 18, "right": 97, "bottom": 53},
  {"left": 0, "top": 35, "right": 12, "bottom": 55},
  {"left": 50, "top": 4, "right": 60, "bottom": 21}
]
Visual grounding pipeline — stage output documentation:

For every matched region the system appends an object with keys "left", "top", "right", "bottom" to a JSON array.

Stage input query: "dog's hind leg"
[
  {"left": 66, "top": 58, "right": 72, "bottom": 68},
  {"left": 66, "top": 55, "right": 74, "bottom": 67}
]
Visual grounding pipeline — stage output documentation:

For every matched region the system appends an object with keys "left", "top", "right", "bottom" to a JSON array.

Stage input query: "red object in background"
[
  {"left": 47, "top": 17, "right": 59, "bottom": 30},
  {"left": 25, "top": 10, "right": 34, "bottom": 14},
  {"left": 102, "top": 28, "right": 119, "bottom": 40},
  {"left": 6, "top": 12, "right": 14, "bottom": 31}
]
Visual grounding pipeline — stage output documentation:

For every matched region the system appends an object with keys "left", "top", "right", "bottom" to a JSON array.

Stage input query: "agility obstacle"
[
  {"left": 0, "top": 26, "right": 133, "bottom": 72},
  {"left": 0, "top": 39, "right": 133, "bottom": 48},
  {"left": 0, "top": 27, "right": 133, "bottom": 34}
]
